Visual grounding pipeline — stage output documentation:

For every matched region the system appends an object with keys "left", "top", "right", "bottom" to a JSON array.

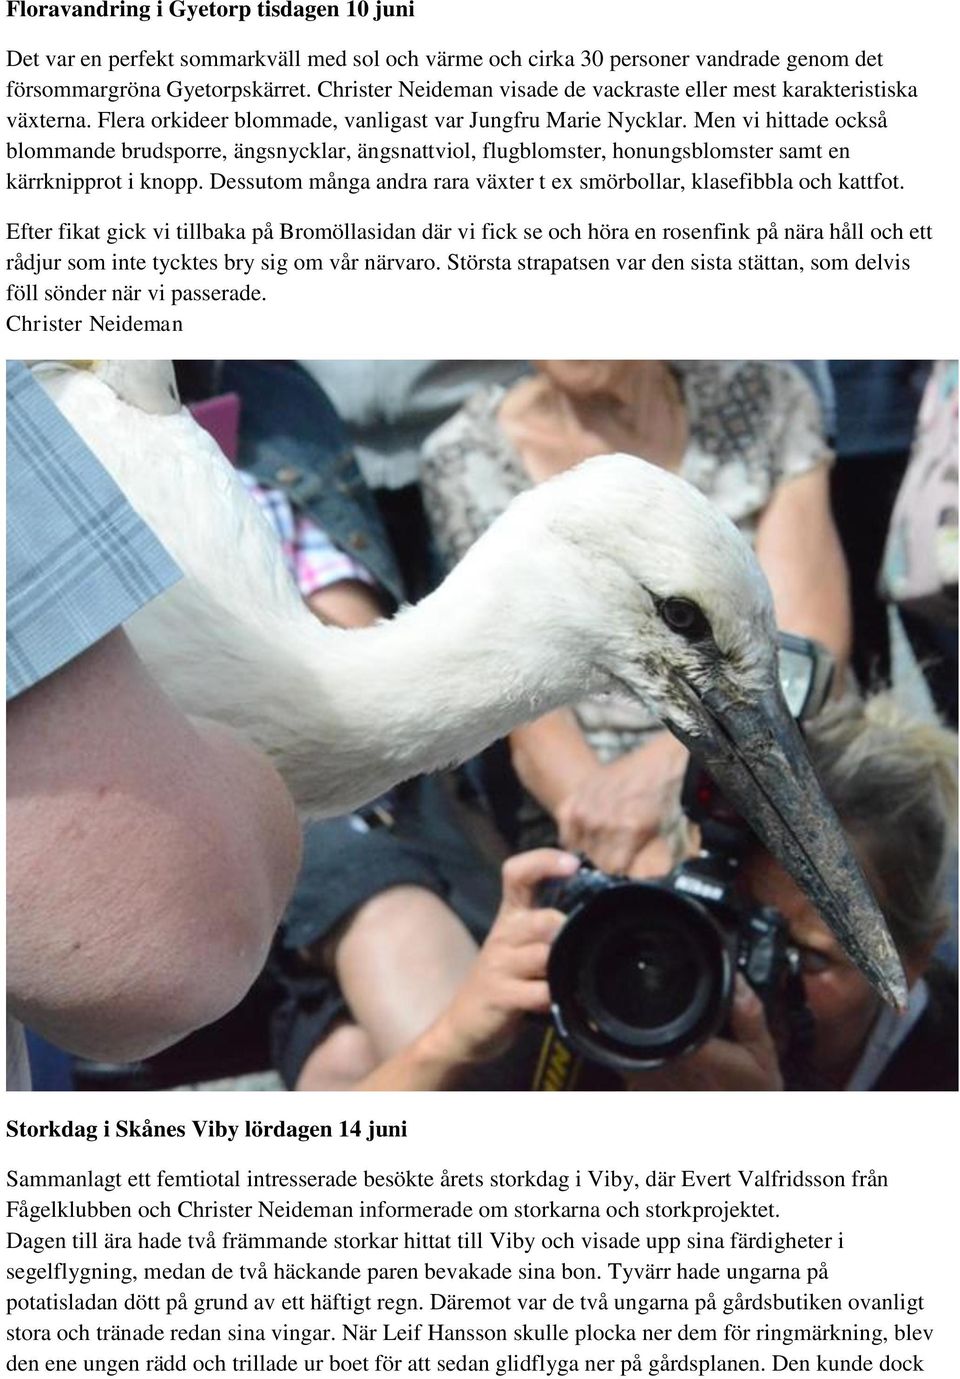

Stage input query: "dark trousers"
[{"left": 830, "top": 451, "right": 909, "bottom": 686}]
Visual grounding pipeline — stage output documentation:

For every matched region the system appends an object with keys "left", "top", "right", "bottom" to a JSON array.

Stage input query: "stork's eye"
[{"left": 660, "top": 598, "right": 711, "bottom": 641}]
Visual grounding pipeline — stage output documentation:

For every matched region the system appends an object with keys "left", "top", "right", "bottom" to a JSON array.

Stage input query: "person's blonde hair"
[{"left": 804, "top": 692, "right": 957, "bottom": 957}]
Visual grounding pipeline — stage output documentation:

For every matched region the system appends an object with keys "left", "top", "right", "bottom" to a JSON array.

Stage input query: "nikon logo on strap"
[{"left": 532, "top": 1025, "right": 582, "bottom": 1091}]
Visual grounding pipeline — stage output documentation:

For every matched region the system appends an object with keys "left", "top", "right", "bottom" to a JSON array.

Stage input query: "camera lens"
[
  {"left": 548, "top": 883, "right": 731, "bottom": 1069},
  {"left": 591, "top": 917, "right": 705, "bottom": 1029}
]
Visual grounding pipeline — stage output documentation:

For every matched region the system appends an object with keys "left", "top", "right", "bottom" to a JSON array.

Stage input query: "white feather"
[{"left": 35, "top": 365, "right": 777, "bottom": 818}]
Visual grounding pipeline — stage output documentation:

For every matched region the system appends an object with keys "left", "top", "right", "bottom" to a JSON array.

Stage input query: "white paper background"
[
  {"left": 2, "top": 0, "right": 957, "bottom": 357},
  {"left": 2, "top": 0, "right": 958, "bottom": 1370}
]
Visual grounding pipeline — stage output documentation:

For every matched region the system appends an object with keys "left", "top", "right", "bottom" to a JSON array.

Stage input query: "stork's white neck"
[
  {"left": 34, "top": 363, "right": 611, "bottom": 817},
  {"left": 36, "top": 366, "right": 774, "bottom": 824},
  {"left": 327, "top": 592, "right": 592, "bottom": 808},
  {"left": 308, "top": 588, "right": 605, "bottom": 812},
  {"left": 136, "top": 555, "right": 599, "bottom": 818}
]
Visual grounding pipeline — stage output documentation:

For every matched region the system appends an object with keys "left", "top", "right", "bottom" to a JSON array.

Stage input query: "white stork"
[{"left": 31, "top": 360, "right": 906, "bottom": 1009}]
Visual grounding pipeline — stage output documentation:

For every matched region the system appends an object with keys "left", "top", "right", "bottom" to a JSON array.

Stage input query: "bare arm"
[
  {"left": 7, "top": 628, "right": 302, "bottom": 1063},
  {"left": 305, "top": 580, "right": 384, "bottom": 630},
  {"left": 356, "top": 851, "right": 576, "bottom": 1091},
  {"left": 754, "top": 465, "right": 852, "bottom": 677},
  {"left": 509, "top": 708, "right": 600, "bottom": 816},
  {"left": 510, "top": 710, "right": 688, "bottom": 876},
  {"left": 352, "top": 1024, "right": 469, "bottom": 1092}
]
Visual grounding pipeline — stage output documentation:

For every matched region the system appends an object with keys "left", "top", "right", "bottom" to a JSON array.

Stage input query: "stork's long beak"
[{"left": 670, "top": 682, "right": 908, "bottom": 1010}]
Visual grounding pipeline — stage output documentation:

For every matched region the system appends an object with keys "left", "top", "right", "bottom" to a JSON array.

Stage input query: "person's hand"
[
  {"left": 424, "top": 850, "right": 579, "bottom": 1068},
  {"left": 554, "top": 733, "right": 688, "bottom": 876},
  {"left": 624, "top": 977, "right": 784, "bottom": 1091}
]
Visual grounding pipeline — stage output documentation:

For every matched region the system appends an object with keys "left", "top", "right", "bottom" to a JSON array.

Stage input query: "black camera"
[
  {"left": 538, "top": 634, "right": 829, "bottom": 1074},
  {"left": 541, "top": 850, "right": 799, "bottom": 1071}
]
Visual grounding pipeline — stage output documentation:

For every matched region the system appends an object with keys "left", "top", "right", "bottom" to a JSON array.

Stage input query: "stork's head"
[{"left": 498, "top": 455, "right": 907, "bottom": 1009}]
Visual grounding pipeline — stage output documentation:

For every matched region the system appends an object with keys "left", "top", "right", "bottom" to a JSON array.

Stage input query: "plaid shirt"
[
  {"left": 6, "top": 362, "right": 182, "bottom": 700},
  {"left": 236, "top": 469, "right": 376, "bottom": 598}
]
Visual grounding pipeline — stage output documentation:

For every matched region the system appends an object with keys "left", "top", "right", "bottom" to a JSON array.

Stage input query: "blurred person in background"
[
  {"left": 880, "top": 360, "right": 958, "bottom": 728},
  {"left": 878, "top": 360, "right": 958, "bottom": 974},
  {"left": 176, "top": 360, "right": 530, "bottom": 602},
  {"left": 299, "top": 361, "right": 529, "bottom": 598},
  {"left": 828, "top": 360, "right": 929, "bottom": 686},
  {"left": 175, "top": 360, "right": 408, "bottom": 608},
  {"left": 299, "top": 360, "right": 529, "bottom": 493}
]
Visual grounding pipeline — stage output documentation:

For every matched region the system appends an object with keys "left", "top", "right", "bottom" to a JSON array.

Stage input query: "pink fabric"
[
  {"left": 189, "top": 394, "right": 241, "bottom": 464},
  {"left": 236, "top": 471, "right": 376, "bottom": 598}
]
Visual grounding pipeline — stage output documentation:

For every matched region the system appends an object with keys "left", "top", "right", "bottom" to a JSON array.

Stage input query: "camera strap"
[
  {"left": 778, "top": 969, "right": 818, "bottom": 1090},
  {"left": 531, "top": 1025, "right": 583, "bottom": 1091}
]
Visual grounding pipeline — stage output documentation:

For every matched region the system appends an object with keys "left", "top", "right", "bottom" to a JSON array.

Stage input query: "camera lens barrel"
[{"left": 546, "top": 877, "right": 734, "bottom": 1070}]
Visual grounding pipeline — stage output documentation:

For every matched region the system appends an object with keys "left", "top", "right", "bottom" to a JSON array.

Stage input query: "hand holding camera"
[
  {"left": 424, "top": 850, "right": 579, "bottom": 1069},
  {"left": 392, "top": 635, "right": 831, "bottom": 1091},
  {"left": 534, "top": 634, "right": 834, "bottom": 1082},
  {"left": 624, "top": 976, "right": 784, "bottom": 1091}
]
